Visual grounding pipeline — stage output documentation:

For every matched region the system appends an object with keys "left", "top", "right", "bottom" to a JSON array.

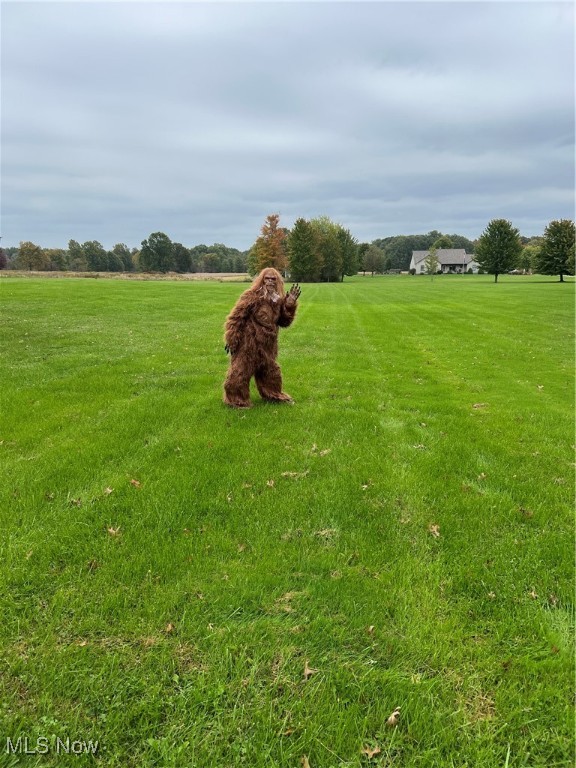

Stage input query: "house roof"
[{"left": 412, "top": 249, "right": 474, "bottom": 265}]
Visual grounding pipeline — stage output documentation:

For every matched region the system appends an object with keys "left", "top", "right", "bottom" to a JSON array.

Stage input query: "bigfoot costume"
[{"left": 223, "top": 268, "right": 301, "bottom": 408}]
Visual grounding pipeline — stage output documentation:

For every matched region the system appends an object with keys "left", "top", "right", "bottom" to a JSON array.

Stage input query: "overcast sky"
[{"left": 2, "top": 1, "right": 574, "bottom": 251}]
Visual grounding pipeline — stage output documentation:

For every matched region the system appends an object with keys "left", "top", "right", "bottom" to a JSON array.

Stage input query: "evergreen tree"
[
  {"left": 287, "top": 218, "right": 317, "bottom": 281},
  {"left": 536, "top": 219, "right": 575, "bottom": 282},
  {"left": 336, "top": 225, "right": 359, "bottom": 281},
  {"left": 475, "top": 219, "right": 522, "bottom": 283}
]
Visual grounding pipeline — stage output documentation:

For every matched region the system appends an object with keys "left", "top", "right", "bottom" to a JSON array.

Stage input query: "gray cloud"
[{"left": 2, "top": 1, "right": 574, "bottom": 250}]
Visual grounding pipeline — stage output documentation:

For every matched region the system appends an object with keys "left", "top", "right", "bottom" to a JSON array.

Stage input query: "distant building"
[{"left": 410, "top": 249, "right": 478, "bottom": 274}]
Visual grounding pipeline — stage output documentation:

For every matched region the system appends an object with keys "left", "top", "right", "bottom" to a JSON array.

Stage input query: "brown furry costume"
[{"left": 223, "top": 268, "right": 300, "bottom": 408}]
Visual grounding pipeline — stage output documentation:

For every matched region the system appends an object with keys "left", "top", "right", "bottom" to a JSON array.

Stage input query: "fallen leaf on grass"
[
  {"left": 428, "top": 523, "right": 441, "bottom": 538},
  {"left": 266, "top": 479, "right": 275, "bottom": 487},
  {"left": 25, "top": 550, "right": 33, "bottom": 560},
  {"left": 528, "top": 589, "right": 538, "bottom": 599},
  {"left": 367, "top": 625, "right": 375, "bottom": 635},
  {"left": 303, "top": 660, "right": 317, "bottom": 680},
  {"left": 314, "top": 528, "right": 338, "bottom": 541},
  {"left": 301, "top": 757, "right": 311, "bottom": 768},
  {"left": 107, "top": 526, "right": 121, "bottom": 537},
  {"left": 477, "top": 472, "right": 487, "bottom": 480},
  {"left": 164, "top": 622, "right": 176, "bottom": 634},
  {"left": 130, "top": 479, "right": 141, "bottom": 488},
  {"left": 472, "top": 403, "right": 488, "bottom": 409},
  {"left": 361, "top": 745, "right": 381, "bottom": 758},
  {"left": 281, "top": 470, "right": 309, "bottom": 479},
  {"left": 386, "top": 706, "right": 401, "bottom": 727},
  {"left": 104, "top": 487, "right": 114, "bottom": 495}
]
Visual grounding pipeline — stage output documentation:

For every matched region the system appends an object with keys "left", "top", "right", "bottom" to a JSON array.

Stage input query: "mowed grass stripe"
[{"left": 0, "top": 275, "right": 573, "bottom": 767}]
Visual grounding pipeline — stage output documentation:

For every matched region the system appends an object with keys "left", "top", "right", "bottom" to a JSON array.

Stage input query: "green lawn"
[{"left": 0, "top": 274, "right": 573, "bottom": 767}]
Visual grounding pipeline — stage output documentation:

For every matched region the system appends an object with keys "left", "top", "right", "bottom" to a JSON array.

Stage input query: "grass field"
[{"left": 0, "top": 274, "right": 573, "bottom": 767}]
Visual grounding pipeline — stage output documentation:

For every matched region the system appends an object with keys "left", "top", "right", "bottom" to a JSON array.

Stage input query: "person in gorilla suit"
[{"left": 223, "top": 268, "right": 301, "bottom": 408}]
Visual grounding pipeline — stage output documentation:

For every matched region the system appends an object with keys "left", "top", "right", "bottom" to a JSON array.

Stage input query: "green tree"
[
  {"left": 199, "top": 252, "right": 221, "bottom": 272},
  {"left": 424, "top": 247, "right": 440, "bottom": 276},
  {"left": 82, "top": 241, "right": 108, "bottom": 271},
  {"left": 287, "top": 218, "right": 318, "bottom": 281},
  {"left": 363, "top": 244, "right": 385, "bottom": 275},
  {"left": 68, "top": 240, "right": 87, "bottom": 271},
  {"left": 106, "top": 252, "right": 124, "bottom": 272},
  {"left": 336, "top": 225, "right": 359, "bottom": 281},
  {"left": 0, "top": 248, "right": 7, "bottom": 270},
  {"left": 140, "top": 232, "right": 175, "bottom": 273},
  {"left": 44, "top": 248, "right": 68, "bottom": 271},
  {"left": 16, "top": 241, "right": 47, "bottom": 271},
  {"left": 173, "top": 242, "right": 192, "bottom": 273},
  {"left": 536, "top": 219, "right": 575, "bottom": 282},
  {"left": 111, "top": 243, "right": 134, "bottom": 272},
  {"left": 518, "top": 240, "right": 542, "bottom": 274},
  {"left": 309, "top": 216, "right": 342, "bottom": 282},
  {"left": 358, "top": 243, "right": 370, "bottom": 274},
  {"left": 475, "top": 219, "right": 522, "bottom": 283},
  {"left": 431, "top": 235, "right": 454, "bottom": 250}
]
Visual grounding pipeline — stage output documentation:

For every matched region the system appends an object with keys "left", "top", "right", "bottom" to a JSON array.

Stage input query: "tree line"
[
  {"left": 1, "top": 216, "right": 573, "bottom": 282},
  {"left": 2, "top": 238, "right": 248, "bottom": 275}
]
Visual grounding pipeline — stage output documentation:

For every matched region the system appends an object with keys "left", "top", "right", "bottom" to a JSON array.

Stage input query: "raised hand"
[{"left": 285, "top": 283, "right": 301, "bottom": 305}]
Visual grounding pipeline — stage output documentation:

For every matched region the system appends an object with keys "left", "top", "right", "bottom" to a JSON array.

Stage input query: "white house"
[{"left": 410, "top": 249, "right": 479, "bottom": 274}]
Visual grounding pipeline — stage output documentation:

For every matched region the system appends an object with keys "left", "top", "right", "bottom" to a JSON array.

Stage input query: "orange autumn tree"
[{"left": 248, "top": 213, "right": 288, "bottom": 275}]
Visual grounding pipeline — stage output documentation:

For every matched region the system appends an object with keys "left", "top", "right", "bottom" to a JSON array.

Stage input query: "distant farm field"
[{"left": 1, "top": 275, "right": 573, "bottom": 767}]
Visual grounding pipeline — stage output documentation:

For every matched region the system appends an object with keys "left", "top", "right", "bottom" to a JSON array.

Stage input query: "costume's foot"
[
  {"left": 262, "top": 393, "right": 294, "bottom": 404},
  {"left": 224, "top": 399, "right": 253, "bottom": 409}
]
